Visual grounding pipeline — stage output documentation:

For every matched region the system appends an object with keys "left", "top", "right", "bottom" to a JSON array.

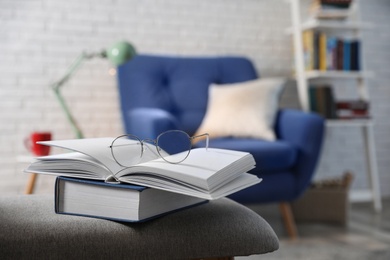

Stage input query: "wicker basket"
[{"left": 291, "top": 172, "right": 353, "bottom": 226}]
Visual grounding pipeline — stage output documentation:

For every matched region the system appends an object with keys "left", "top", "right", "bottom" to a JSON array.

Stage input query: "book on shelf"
[
  {"left": 55, "top": 176, "right": 207, "bottom": 222},
  {"left": 303, "top": 30, "right": 315, "bottom": 70},
  {"left": 336, "top": 111, "right": 370, "bottom": 120},
  {"left": 310, "top": 0, "right": 353, "bottom": 19},
  {"left": 311, "top": 0, "right": 353, "bottom": 11},
  {"left": 326, "top": 36, "right": 338, "bottom": 70},
  {"left": 301, "top": 30, "right": 361, "bottom": 73},
  {"left": 336, "top": 39, "right": 344, "bottom": 70},
  {"left": 336, "top": 100, "right": 369, "bottom": 110},
  {"left": 314, "top": 31, "right": 321, "bottom": 69},
  {"left": 335, "top": 99, "right": 370, "bottom": 119},
  {"left": 350, "top": 40, "right": 360, "bottom": 71},
  {"left": 309, "top": 85, "right": 337, "bottom": 119},
  {"left": 320, "top": 0, "right": 352, "bottom": 9},
  {"left": 343, "top": 40, "right": 351, "bottom": 71},
  {"left": 319, "top": 32, "right": 327, "bottom": 71},
  {"left": 25, "top": 138, "right": 261, "bottom": 200}
]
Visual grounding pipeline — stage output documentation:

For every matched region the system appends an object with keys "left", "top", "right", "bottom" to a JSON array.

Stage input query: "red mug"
[{"left": 24, "top": 132, "right": 52, "bottom": 156}]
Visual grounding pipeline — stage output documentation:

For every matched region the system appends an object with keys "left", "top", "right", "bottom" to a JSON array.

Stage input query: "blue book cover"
[
  {"left": 55, "top": 177, "right": 207, "bottom": 223},
  {"left": 350, "top": 40, "right": 361, "bottom": 71},
  {"left": 343, "top": 40, "right": 351, "bottom": 71}
]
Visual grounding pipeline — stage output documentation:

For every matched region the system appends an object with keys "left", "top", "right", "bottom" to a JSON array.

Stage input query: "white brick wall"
[
  {"left": 360, "top": 0, "right": 390, "bottom": 197},
  {"left": 1, "top": 0, "right": 390, "bottom": 198}
]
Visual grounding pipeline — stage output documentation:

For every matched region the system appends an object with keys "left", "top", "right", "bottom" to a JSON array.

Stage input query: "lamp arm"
[
  {"left": 52, "top": 52, "right": 101, "bottom": 91},
  {"left": 52, "top": 87, "right": 84, "bottom": 139},
  {"left": 51, "top": 52, "right": 102, "bottom": 139}
]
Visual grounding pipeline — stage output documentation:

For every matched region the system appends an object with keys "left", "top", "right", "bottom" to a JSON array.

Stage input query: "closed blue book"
[
  {"left": 343, "top": 40, "right": 351, "bottom": 71},
  {"left": 55, "top": 177, "right": 207, "bottom": 222},
  {"left": 350, "top": 40, "right": 360, "bottom": 71}
]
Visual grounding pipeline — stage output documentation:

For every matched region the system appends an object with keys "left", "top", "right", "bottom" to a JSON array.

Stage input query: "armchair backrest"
[{"left": 117, "top": 55, "right": 258, "bottom": 134}]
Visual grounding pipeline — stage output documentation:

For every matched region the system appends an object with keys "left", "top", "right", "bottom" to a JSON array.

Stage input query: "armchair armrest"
[
  {"left": 275, "top": 109, "right": 325, "bottom": 198},
  {"left": 124, "top": 108, "right": 180, "bottom": 139}
]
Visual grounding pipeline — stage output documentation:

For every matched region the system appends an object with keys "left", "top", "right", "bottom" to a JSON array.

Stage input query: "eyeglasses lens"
[
  {"left": 111, "top": 135, "right": 142, "bottom": 167},
  {"left": 157, "top": 131, "right": 191, "bottom": 163}
]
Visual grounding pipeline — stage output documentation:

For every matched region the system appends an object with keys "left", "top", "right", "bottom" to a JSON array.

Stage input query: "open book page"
[
  {"left": 117, "top": 148, "right": 256, "bottom": 190},
  {"left": 37, "top": 138, "right": 160, "bottom": 176},
  {"left": 25, "top": 152, "right": 110, "bottom": 179},
  {"left": 119, "top": 172, "right": 261, "bottom": 200}
]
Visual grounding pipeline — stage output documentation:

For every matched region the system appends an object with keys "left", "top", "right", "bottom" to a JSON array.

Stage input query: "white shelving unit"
[
  {"left": 304, "top": 70, "right": 373, "bottom": 79},
  {"left": 289, "top": 0, "right": 381, "bottom": 212}
]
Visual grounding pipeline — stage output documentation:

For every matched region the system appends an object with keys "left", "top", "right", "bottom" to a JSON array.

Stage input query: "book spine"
[
  {"left": 309, "top": 86, "right": 318, "bottom": 113},
  {"left": 320, "top": 0, "right": 352, "bottom": 9},
  {"left": 326, "top": 37, "right": 337, "bottom": 70},
  {"left": 314, "top": 31, "right": 320, "bottom": 70},
  {"left": 315, "top": 86, "right": 325, "bottom": 117},
  {"left": 302, "top": 31, "right": 309, "bottom": 70},
  {"left": 323, "top": 86, "right": 337, "bottom": 119},
  {"left": 350, "top": 40, "right": 360, "bottom": 71},
  {"left": 343, "top": 40, "right": 351, "bottom": 71},
  {"left": 309, "top": 85, "right": 336, "bottom": 119},
  {"left": 337, "top": 111, "right": 370, "bottom": 119},
  {"left": 319, "top": 32, "right": 327, "bottom": 71},
  {"left": 303, "top": 30, "right": 315, "bottom": 71},
  {"left": 54, "top": 177, "right": 60, "bottom": 213},
  {"left": 336, "top": 39, "right": 344, "bottom": 70},
  {"left": 336, "top": 100, "right": 369, "bottom": 110}
]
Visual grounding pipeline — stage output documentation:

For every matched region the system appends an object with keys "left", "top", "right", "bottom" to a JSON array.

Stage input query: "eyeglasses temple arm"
[{"left": 193, "top": 133, "right": 209, "bottom": 151}]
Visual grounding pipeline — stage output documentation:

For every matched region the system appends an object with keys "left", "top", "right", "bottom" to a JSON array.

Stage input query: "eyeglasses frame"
[{"left": 109, "top": 130, "right": 209, "bottom": 167}]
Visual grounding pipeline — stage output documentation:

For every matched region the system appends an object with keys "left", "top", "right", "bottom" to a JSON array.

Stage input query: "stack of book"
[
  {"left": 335, "top": 99, "right": 370, "bottom": 119},
  {"left": 25, "top": 138, "right": 261, "bottom": 222},
  {"left": 308, "top": 85, "right": 369, "bottom": 120},
  {"left": 310, "top": 0, "right": 353, "bottom": 19},
  {"left": 318, "top": 0, "right": 353, "bottom": 9},
  {"left": 303, "top": 30, "right": 360, "bottom": 72},
  {"left": 309, "top": 85, "right": 337, "bottom": 119}
]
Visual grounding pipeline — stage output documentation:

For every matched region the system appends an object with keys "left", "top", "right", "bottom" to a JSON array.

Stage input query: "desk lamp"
[{"left": 51, "top": 41, "right": 136, "bottom": 138}]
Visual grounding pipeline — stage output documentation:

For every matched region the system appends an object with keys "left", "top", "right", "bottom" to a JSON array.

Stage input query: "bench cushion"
[{"left": 0, "top": 195, "right": 278, "bottom": 259}]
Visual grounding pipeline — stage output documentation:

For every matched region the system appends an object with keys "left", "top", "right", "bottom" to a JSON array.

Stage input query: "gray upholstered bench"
[{"left": 0, "top": 195, "right": 279, "bottom": 259}]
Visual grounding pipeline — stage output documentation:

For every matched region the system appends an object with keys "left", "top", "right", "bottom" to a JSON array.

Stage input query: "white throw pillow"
[{"left": 195, "top": 78, "right": 286, "bottom": 141}]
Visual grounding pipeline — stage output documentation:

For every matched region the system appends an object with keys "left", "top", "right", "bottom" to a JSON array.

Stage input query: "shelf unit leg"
[
  {"left": 290, "top": 0, "right": 309, "bottom": 112},
  {"left": 362, "top": 123, "right": 382, "bottom": 212}
]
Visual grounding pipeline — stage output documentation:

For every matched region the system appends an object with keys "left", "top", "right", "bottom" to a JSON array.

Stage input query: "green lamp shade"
[{"left": 105, "top": 41, "right": 136, "bottom": 66}]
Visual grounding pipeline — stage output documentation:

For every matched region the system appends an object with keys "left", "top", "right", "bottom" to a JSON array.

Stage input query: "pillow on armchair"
[{"left": 195, "top": 78, "right": 286, "bottom": 141}]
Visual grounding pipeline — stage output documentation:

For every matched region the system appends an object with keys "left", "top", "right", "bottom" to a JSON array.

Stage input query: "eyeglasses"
[{"left": 109, "top": 130, "right": 209, "bottom": 167}]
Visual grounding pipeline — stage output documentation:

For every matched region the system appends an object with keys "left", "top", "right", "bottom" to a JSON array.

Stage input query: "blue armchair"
[{"left": 117, "top": 55, "right": 325, "bottom": 238}]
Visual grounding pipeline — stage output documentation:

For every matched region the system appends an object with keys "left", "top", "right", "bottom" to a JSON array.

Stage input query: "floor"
[{"left": 237, "top": 198, "right": 390, "bottom": 260}]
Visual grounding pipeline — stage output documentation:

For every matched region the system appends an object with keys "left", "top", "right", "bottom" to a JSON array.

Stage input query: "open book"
[{"left": 25, "top": 138, "right": 261, "bottom": 200}]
